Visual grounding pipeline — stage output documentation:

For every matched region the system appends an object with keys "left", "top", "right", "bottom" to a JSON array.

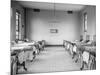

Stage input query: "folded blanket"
[
  {"left": 82, "top": 51, "right": 89, "bottom": 64},
  {"left": 73, "top": 45, "right": 77, "bottom": 52},
  {"left": 18, "top": 51, "right": 25, "bottom": 64}
]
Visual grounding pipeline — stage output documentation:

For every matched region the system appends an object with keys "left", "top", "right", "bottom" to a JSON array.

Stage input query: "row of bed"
[
  {"left": 11, "top": 36, "right": 96, "bottom": 75},
  {"left": 11, "top": 39, "right": 45, "bottom": 75},
  {"left": 63, "top": 37, "right": 96, "bottom": 70}
]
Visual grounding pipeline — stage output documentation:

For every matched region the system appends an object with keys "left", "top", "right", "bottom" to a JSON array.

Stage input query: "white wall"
[
  {"left": 26, "top": 9, "right": 81, "bottom": 45},
  {"left": 79, "top": 6, "right": 96, "bottom": 40}
]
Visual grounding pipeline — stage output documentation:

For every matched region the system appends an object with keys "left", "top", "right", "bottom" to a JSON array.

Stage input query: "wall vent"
[
  {"left": 33, "top": 9, "right": 40, "bottom": 12},
  {"left": 67, "top": 10, "right": 73, "bottom": 14}
]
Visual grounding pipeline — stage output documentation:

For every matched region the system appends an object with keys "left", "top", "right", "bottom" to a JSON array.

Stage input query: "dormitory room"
[{"left": 10, "top": 0, "right": 96, "bottom": 75}]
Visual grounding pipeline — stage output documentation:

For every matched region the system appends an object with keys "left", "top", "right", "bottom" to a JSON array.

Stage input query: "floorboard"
[{"left": 18, "top": 46, "right": 81, "bottom": 74}]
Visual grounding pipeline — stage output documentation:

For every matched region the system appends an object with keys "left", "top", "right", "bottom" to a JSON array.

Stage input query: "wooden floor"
[{"left": 18, "top": 46, "right": 81, "bottom": 74}]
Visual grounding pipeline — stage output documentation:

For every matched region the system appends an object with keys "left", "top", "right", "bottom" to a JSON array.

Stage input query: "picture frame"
[{"left": 50, "top": 29, "right": 58, "bottom": 33}]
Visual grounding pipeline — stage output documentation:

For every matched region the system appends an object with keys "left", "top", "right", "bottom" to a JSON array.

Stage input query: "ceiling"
[{"left": 17, "top": 1, "right": 86, "bottom": 11}]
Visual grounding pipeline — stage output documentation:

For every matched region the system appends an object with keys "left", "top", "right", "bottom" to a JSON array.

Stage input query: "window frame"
[
  {"left": 16, "top": 10, "right": 21, "bottom": 40},
  {"left": 84, "top": 12, "right": 87, "bottom": 32}
]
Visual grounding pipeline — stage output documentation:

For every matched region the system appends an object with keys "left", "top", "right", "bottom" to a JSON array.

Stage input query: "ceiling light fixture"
[
  {"left": 49, "top": 1, "right": 60, "bottom": 23},
  {"left": 54, "top": 2, "right": 56, "bottom": 17}
]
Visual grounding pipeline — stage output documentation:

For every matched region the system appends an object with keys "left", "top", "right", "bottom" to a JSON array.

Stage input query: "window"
[
  {"left": 84, "top": 13, "right": 87, "bottom": 32},
  {"left": 16, "top": 10, "right": 21, "bottom": 40}
]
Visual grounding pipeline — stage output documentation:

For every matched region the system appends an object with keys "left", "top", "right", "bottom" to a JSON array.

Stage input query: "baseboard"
[{"left": 45, "top": 44, "right": 63, "bottom": 47}]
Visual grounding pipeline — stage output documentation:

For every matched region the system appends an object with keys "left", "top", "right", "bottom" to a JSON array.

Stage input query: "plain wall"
[
  {"left": 79, "top": 6, "right": 96, "bottom": 40},
  {"left": 26, "top": 9, "right": 81, "bottom": 45},
  {"left": 11, "top": 1, "right": 25, "bottom": 41}
]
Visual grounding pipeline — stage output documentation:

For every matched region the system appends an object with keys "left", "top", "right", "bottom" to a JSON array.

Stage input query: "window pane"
[
  {"left": 84, "top": 13, "right": 87, "bottom": 32},
  {"left": 19, "top": 33, "right": 21, "bottom": 40},
  {"left": 16, "top": 31, "right": 18, "bottom": 35},
  {"left": 16, "top": 35, "right": 18, "bottom": 39},
  {"left": 16, "top": 15, "right": 18, "bottom": 20},
  {"left": 16, "top": 20, "right": 18, "bottom": 26},
  {"left": 16, "top": 12, "right": 19, "bottom": 19},
  {"left": 16, "top": 27, "right": 18, "bottom": 31},
  {"left": 16, "top": 11, "right": 22, "bottom": 40}
]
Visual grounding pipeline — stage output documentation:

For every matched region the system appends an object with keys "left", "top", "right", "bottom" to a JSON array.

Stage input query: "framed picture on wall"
[{"left": 50, "top": 29, "right": 58, "bottom": 33}]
